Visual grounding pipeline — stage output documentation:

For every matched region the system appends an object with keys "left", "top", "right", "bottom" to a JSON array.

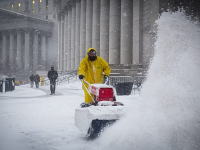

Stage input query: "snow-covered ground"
[
  {"left": 0, "top": 79, "right": 137, "bottom": 150},
  {"left": 1, "top": 10, "right": 200, "bottom": 150}
]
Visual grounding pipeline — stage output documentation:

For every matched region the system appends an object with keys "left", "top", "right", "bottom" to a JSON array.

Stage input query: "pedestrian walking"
[
  {"left": 29, "top": 74, "right": 35, "bottom": 88},
  {"left": 47, "top": 65, "right": 58, "bottom": 95},
  {"left": 35, "top": 74, "right": 40, "bottom": 88}
]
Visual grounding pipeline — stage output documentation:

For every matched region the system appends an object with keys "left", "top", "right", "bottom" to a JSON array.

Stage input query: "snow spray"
[{"left": 96, "top": 10, "right": 200, "bottom": 150}]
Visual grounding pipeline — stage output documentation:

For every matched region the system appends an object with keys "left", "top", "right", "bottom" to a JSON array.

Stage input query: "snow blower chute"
[{"left": 75, "top": 77, "right": 124, "bottom": 138}]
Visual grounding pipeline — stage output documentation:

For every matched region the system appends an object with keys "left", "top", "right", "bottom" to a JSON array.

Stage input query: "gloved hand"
[
  {"left": 104, "top": 75, "right": 108, "bottom": 79},
  {"left": 79, "top": 75, "right": 84, "bottom": 79}
]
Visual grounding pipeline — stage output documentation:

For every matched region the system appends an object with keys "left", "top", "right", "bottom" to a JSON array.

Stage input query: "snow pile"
[
  {"left": 75, "top": 106, "right": 124, "bottom": 135},
  {"left": 96, "top": 10, "right": 200, "bottom": 150}
]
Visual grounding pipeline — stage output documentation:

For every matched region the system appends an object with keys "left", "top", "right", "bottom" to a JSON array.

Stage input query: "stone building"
[
  {"left": 56, "top": 0, "right": 200, "bottom": 76},
  {"left": 0, "top": 0, "right": 58, "bottom": 81},
  {"left": 0, "top": 0, "right": 199, "bottom": 81}
]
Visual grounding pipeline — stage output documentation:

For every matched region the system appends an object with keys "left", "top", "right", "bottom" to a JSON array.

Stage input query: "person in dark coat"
[
  {"left": 29, "top": 74, "right": 35, "bottom": 88},
  {"left": 47, "top": 65, "right": 58, "bottom": 95},
  {"left": 35, "top": 74, "right": 40, "bottom": 88}
]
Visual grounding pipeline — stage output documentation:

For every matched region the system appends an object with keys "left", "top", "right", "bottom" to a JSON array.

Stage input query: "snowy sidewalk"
[
  {"left": 0, "top": 85, "right": 47, "bottom": 99},
  {"left": 0, "top": 81, "right": 137, "bottom": 150}
]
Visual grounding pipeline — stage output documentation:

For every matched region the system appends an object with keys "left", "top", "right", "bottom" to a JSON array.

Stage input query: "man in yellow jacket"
[{"left": 78, "top": 48, "right": 111, "bottom": 104}]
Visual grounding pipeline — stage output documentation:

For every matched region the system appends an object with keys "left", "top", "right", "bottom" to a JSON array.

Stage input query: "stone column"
[
  {"left": 33, "top": 31, "right": 39, "bottom": 71},
  {"left": 86, "top": 0, "right": 93, "bottom": 50},
  {"left": 41, "top": 34, "right": 46, "bottom": 70},
  {"left": 13, "top": 1, "right": 18, "bottom": 12},
  {"left": 59, "top": 15, "right": 63, "bottom": 71},
  {"left": 58, "top": 14, "right": 64, "bottom": 71},
  {"left": 64, "top": 12, "right": 68, "bottom": 71},
  {"left": 24, "top": 30, "right": 30, "bottom": 70},
  {"left": 58, "top": 16, "right": 61, "bottom": 71},
  {"left": 20, "top": 1, "right": 25, "bottom": 13},
  {"left": 92, "top": 0, "right": 100, "bottom": 55},
  {"left": 34, "top": 0, "right": 39, "bottom": 13},
  {"left": 2, "top": 32, "right": 7, "bottom": 69},
  {"left": 48, "top": 0, "right": 54, "bottom": 12},
  {"left": 48, "top": 0, "right": 54, "bottom": 19},
  {"left": 75, "top": 0, "right": 81, "bottom": 69},
  {"left": 42, "top": 0, "right": 46, "bottom": 11},
  {"left": 16, "top": 30, "right": 22, "bottom": 70},
  {"left": 61, "top": 15, "right": 64, "bottom": 71},
  {"left": 41, "top": 0, "right": 46, "bottom": 19},
  {"left": 67, "top": 6, "right": 72, "bottom": 70},
  {"left": 80, "top": 0, "right": 86, "bottom": 60},
  {"left": 29, "top": 0, "right": 32, "bottom": 13},
  {"left": 24, "top": 0, "right": 31, "bottom": 15},
  {"left": 9, "top": 31, "right": 15, "bottom": 71},
  {"left": 71, "top": 2, "right": 76, "bottom": 70},
  {"left": 100, "top": 0, "right": 109, "bottom": 62},
  {"left": 120, "top": 0, "right": 133, "bottom": 65},
  {"left": 132, "top": 0, "right": 142, "bottom": 65},
  {"left": 109, "top": 0, "right": 120, "bottom": 64}
]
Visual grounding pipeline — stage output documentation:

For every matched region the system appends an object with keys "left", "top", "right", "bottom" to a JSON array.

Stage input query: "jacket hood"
[
  {"left": 86, "top": 48, "right": 97, "bottom": 59},
  {"left": 87, "top": 48, "right": 96, "bottom": 53}
]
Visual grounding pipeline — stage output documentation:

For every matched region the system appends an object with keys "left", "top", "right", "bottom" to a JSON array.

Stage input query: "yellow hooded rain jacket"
[{"left": 78, "top": 48, "right": 111, "bottom": 103}]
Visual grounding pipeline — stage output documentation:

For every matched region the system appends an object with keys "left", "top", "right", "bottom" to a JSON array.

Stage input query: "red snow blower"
[
  {"left": 80, "top": 77, "right": 123, "bottom": 107},
  {"left": 75, "top": 77, "right": 124, "bottom": 138}
]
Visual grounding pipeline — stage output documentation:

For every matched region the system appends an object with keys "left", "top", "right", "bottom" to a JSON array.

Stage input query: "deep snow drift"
[{"left": 96, "top": 10, "right": 200, "bottom": 150}]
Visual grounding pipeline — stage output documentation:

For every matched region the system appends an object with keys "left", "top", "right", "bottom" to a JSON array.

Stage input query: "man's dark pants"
[{"left": 50, "top": 80, "right": 56, "bottom": 94}]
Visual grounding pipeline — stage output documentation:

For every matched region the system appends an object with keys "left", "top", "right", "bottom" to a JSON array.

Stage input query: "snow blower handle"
[
  {"left": 104, "top": 75, "right": 109, "bottom": 84},
  {"left": 82, "top": 78, "right": 90, "bottom": 86},
  {"left": 81, "top": 79, "right": 96, "bottom": 104}
]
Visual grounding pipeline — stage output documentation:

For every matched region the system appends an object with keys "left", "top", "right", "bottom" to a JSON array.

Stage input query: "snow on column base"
[{"left": 75, "top": 106, "right": 124, "bottom": 135}]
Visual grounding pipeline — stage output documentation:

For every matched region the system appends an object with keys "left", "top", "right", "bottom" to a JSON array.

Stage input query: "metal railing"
[
  {"left": 43, "top": 70, "right": 78, "bottom": 86},
  {"left": 109, "top": 75, "right": 147, "bottom": 94},
  {"left": 109, "top": 76, "right": 133, "bottom": 85},
  {"left": 42, "top": 72, "right": 146, "bottom": 95}
]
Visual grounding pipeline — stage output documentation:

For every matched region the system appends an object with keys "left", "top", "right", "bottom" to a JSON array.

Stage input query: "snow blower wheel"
[{"left": 87, "top": 119, "right": 117, "bottom": 138}]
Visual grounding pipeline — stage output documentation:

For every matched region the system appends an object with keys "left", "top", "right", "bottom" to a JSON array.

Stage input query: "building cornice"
[{"left": 0, "top": 8, "right": 54, "bottom": 32}]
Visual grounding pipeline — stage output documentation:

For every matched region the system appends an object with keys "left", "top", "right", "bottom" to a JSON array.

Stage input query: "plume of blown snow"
[{"left": 96, "top": 10, "right": 200, "bottom": 150}]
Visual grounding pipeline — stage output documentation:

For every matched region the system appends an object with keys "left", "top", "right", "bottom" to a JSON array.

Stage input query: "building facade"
[
  {"left": 0, "top": 0, "right": 199, "bottom": 81},
  {"left": 0, "top": 0, "right": 58, "bottom": 81},
  {"left": 56, "top": 0, "right": 200, "bottom": 76}
]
